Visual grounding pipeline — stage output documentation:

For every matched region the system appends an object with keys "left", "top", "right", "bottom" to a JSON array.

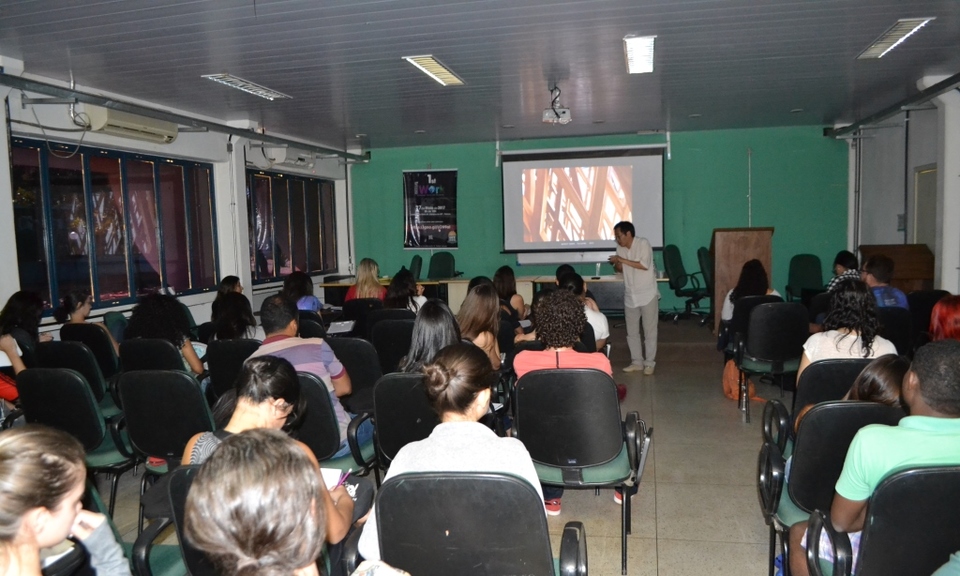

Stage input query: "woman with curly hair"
[
  {"left": 456, "top": 283, "right": 502, "bottom": 369},
  {"left": 124, "top": 293, "right": 204, "bottom": 375},
  {"left": 930, "top": 295, "right": 960, "bottom": 342},
  {"left": 211, "top": 292, "right": 265, "bottom": 341},
  {"left": 281, "top": 271, "right": 322, "bottom": 312},
  {"left": 797, "top": 278, "right": 896, "bottom": 379},
  {"left": 383, "top": 269, "right": 425, "bottom": 312},
  {"left": 345, "top": 258, "right": 386, "bottom": 302}
]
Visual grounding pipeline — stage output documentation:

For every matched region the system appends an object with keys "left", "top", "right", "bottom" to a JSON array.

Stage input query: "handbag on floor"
[{"left": 722, "top": 359, "right": 760, "bottom": 401}]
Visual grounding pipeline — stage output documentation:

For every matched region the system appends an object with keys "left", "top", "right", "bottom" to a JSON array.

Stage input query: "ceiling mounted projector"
[{"left": 543, "top": 107, "right": 572, "bottom": 124}]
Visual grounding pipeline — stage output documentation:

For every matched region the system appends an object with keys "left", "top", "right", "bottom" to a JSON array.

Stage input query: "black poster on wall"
[{"left": 403, "top": 170, "right": 458, "bottom": 248}]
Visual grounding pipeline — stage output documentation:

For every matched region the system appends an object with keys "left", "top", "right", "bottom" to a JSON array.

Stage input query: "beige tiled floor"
[{"left": 101, "top": 319, "right": 772, "bottom": 574}]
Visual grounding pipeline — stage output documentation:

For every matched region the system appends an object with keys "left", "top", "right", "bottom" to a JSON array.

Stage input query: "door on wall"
[{"left": 913, "top": 165, "right": 937, "bottom": 253}]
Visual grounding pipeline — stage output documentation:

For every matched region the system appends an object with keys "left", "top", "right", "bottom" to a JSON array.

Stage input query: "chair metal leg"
[
  {"left": 738, "top": 370, "right": 751, "bottom": 423},
  {"left": 621, "top": 486, "right": 629, "bottom": 575},
  {"left": 769, "top": 525, "right": 777, "bottom": 576},
  {"left": 108, "top": 472, "right": 120, "bottom": 518}
]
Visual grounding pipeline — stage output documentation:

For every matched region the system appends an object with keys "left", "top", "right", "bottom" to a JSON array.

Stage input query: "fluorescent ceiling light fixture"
[
  {"left": 857, "top": 17, "right": 935, "bottom": 59},
  {"left": 623, "top": 35, "right": 656, "bottom": 74},
  {"left": 201, "top": 73, "right": 292, "bottom": 100},
  {"left": 402, "top": 55, "right": 464, "bottom": 86}
]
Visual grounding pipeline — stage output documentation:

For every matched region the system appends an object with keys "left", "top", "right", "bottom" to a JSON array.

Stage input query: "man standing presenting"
[{"left": 609, "top": 221, "right": 660, "bottom": 375}]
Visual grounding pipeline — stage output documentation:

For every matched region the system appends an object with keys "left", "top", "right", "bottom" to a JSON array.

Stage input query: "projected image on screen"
[{"left": 522, "top": 166, "right": 633, "bottom": 244}]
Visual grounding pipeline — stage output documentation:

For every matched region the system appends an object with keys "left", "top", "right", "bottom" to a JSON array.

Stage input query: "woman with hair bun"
[
  {"left": 357, "top": 343, "right": 541, "bottom": 561},
  {"left": 0, "top": 425, "right": 130, "bottom": 575},
  {"left": 53, "top": 289, "right": 120, "bottom": 354},
  {"left": 185, "top": 428, "right": 326, "bottom": 576}
]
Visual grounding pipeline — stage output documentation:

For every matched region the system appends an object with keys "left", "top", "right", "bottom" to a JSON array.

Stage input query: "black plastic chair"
[
  {"left": 349, "top": 472, "right": 587, "bottom": 576},
  {"left": 808, "top": 291, "right": 832, "bottom": 323},
  {"left": 293, "top": 372, "right": 376, "bottom": 477},
  {"left": 299, "top": 318, "right": 327, "bottom": 339},
  {"left": 164, "top": 465, "right": 219, "bottom": 576},
  {"left": 60, "top": 322, "right": 120, "bottom": 380},
  {"left": 120, "top": 338, "right": 186, "bottom": 372},
  {"left": 723, "top": 294, "right": 784, "bottom": 358},
  {"left": 662, "top": 244, "right": 708, "bottom": 322},
  {"left": 205, "top": 339, "right": 261, "bottom": 399},
  {"left": 325, "top": 336, "right": 383, "bottom": 414},
  {"left": 36, "top": 340, "right": 121, "bottom": 418},
  {"left": 806, "top": 466, "right": 960, "bottom": 576},
  {"left": 734, "top": 302, "right": 808, "bottom": 421},
  {"left": 907, "top": 289, "right": 950, "bottom": 349},
  {"left": 195, "top": 321, "right": 216, "bottom": 344},
  {"left": 103, "top": 311, "right": 128, "bottom": 344},
  {"left": 875, "top": 306, "right": 913, "bottom": 357},
  {"left": 790, "top": 358, "right": 872, "bottom": 414},
  {"left": 118, "top": 369, "right": 215, "bottom": 532},
  {"left": 371, "top": 372, "right": 439, "bottom": 468},
  {"left": 409, "top": 254, "right": 423, "bottom": 281},
  {"left": 514, "top": 368, "right": 651, "bottom": 575},
  {"left": 785, "top": 254, "right": 823, "bottom": 302},
  {"left": 758, "top": 400, "right": 903, "bottom": 576},
  {"left": 370, "top": 319, "right": 415, "bottom": 374},
  {"left": 15, "top": 367, "right": 136, "bottom": 517},
  {"left": 342, "top": 298, "right": 383, "bottom": 339},
  {"left": 366, "top": 308, "right": 416, "bottom": 340},
  {"left": 426, "top": 251, "right": 462, "bottom": 280}
]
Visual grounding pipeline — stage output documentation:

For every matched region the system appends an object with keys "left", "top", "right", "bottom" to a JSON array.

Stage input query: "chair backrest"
[
  {"left": 729, "top": 294, "right": 783, "bottom": 338},
  {"left": 16, "top": 368, "right": 105, "bottom": 451},
  {"left": 856, "top": 466, "right": 960, "bottom": 576},
  {"left": 788, "top": 401, "right": 903, "bottom": 513},
  {"left": 167, "top": 465, "right": 219, "bottom": 576},
  {"left": 36, "top": 340, "right": 107, "bottom": 401},
  {"left": 195, "top": 321, "right": 216, "bottom": 344},
  {"left": 744, "top": 302, "right": 808, "bottom": 370},
  {"left": 178, "top": 302, "right": 200, "bottom": 341},
  {"left": 578, "top": 321, "right": 597, "bottom": 352},
  {"left": 497, "top": 320, "right": 516, "bottom": 371},
  {"left": 793, "top": 358, "right": 872, "bottom": 415},
  {"left": 376, "top": 472, "right": 555, "bottom": 576},
  {"left": 662, "top": 244, "right": 689, "bottom": 291},
  {"left": 120, "top": 338, "right": 185, "bottom": 372},
  {"left": 325, "top": 336, "right": 383, "bottom": 402},
  {"left": 292, "top": 372, "right": 342, "bottom": 461},
  {"left": 907, "top": 288, "right": 949, "bottom": 333},
  {"left": 102, "top": 311, "right": 128, "bottom": 344},
  {"left": 205, "top": 339, "right": 262, "bottom": 399},
  {"left": 373, "top": 373, "right": 439, "bottom": 464},
  {"left": 298, "top": 318, "right": 327, "bottom": 339},
  {"left": 697, "top": 247, "right": 714, "bottom": 293},
  {"left": 367, "top": 308, "right": 416, "bottom": 340},
  {"left": 787, "top": 254, "right": 823, "bottom": 294},
  {"left": 118, "top": 370, "right": 214, "bottom": 460},
  {"left": 426, "top": 251, "right": 456, "bottom": 280},
  {"left": 370, "top": 319, "right": 415, "bottom": 374},
  {"left": 808, "top": 291, "right": 832, "bottom": 322},
  {"left": 409, "top": 254, "right": 423, "bottom": 281},
  {"left": 59, "top": 323, "right": 120, "bottom": 379},
  {"left": 341, "top": 298, "right": 383, "bottom": 338},
  {"left": 875, "top": 306, "right": 913, "bottom": 356},
  {"left": 514, "top": 369, "right": 625, "bottom": 474}
]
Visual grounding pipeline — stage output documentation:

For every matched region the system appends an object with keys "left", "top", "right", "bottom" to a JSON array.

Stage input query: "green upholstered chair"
[{"left": 785, "top": 254, "right": 823, "bottom": 301}]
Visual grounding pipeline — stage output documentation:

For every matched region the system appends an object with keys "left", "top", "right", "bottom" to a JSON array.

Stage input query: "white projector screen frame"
[{"left": 501, "top": 145, "right": 664, "bottom": 265}]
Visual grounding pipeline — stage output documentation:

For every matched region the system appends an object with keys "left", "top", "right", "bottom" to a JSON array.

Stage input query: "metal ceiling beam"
[
  {"left": 0, "top": 70, "right": 367, "bottom": 162},
  {"left": 825, "top": 72, "right": 960, "bottom": 138}
]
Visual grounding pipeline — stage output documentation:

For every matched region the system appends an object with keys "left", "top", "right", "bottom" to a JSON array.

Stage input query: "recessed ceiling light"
[
  {"left": 402, "top": 55, "right": 464, "bottom": 86},
  {"left": 688, "top": 113, "right": 702, "bottom": 119},
  {"left": 502, "top": 124, "right": 515, "bottom": 129},
  {"left": 623, "top": 35, "right": 656, "bottom": 74},
  {"left": 790, "top": 108, "right": 804, "bottom": 114},
  {"left": 857, "top": 17, "right": 935, "bottom": 59},
  {"left": 414, "top": 129, "right": 426, "bottom": 134},
  {"left": 201, "top": 73, "right": 291, "bottom": 101}
]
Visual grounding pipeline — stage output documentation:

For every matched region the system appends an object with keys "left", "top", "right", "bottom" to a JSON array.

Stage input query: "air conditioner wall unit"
[
  {"left": 277, "top": 149, "right": 315, "bottom": 169},
  {"left": 82, "top": 105, "right": 179, "bottom": 144}
]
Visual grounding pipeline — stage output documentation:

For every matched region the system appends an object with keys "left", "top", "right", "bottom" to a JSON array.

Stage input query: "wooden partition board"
[{"left": 710, "top": 227, "right": 774, "bottom": 333}]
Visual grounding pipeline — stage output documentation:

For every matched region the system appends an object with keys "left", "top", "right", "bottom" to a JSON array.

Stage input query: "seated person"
[
  {"left": 383, "top": 269, "right": 426, "bottom": 313},
  {"left": 826, "top": 250, "right": 860, "bottom": 292},
  {"left": 210, "top": 291, "right": 265, "bottom": 341},
  {"left": 720, "top": 259, "right": 781, "bottom": 323},
  {"left": 798, "top": 279, "right": 897, "bottom": 379},
  {"left": 788, "top": 340, "right": 960, "bottom": 575},
  {"left": 557, "top": 272, "right": 609, "bottom": 351},
  {"left": 930, "top": 295, "right": 960, "bottom": 342},
  {"left": 210, "top": 275, "right": 243, "bottom": 323},
  {"left": 53, "top": 289, "right": 120, "bottom": 355},
  {"left": 494, "top": 265, "right": 529, "bottom": 323},
  {"left": 250, "top": 295, "right": 373, "bottom": 458},
  {"left": 282, "top": 271, "right": 323, "bottom": 312},
  {"left": 185, "top": 429, "right": 327, "bottom": 576},
  {"left": 861, "top": 254, "right": 908, "bottom": 310},
  {"left": 399, "top": 300, "right": 461, "bottom": 373},
  {"left": 124, "top": 293, "right": 204, "bottom": 376},
  {"left": 456, "top": 284, "right": 502, "bottom": 370},
  {"left": 358, "top": 343, "right": 542, "bottom": 560},
  {"left": 182, "top": 356, "right": 358, "bottom": 546},
  {"left": 345, "top": 258, "right": 386, "bottom": 302},
  {"left": 0, "top": 425, "right": 130, "bottom": 575}
]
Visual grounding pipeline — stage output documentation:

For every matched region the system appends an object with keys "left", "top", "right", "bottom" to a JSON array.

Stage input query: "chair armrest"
[
  {"left": 559, "top": 521, "right": 587, "bottom": 576},
  {"left": 688, "top": 271, "right": 704, "bottom": 290},
  {"left": 1, "top": 408, "right": 23, "bottom": 430},
  {"left": 762, "top": 400, "right": 791, "bottom": 453},
  {"left": 347, "top": 412, "right": 376, "bottom": 472},
  {"left": 133, "top": 517, "right": 173, "bottom": 576},
  {"left": 756, "top": 442, "right": 786, "bottom": 523},
  {"left": 106, "top": 414, "right": 136, "bottom": 459},
  {"left": 341, "top": 526, "right": 363, "bottom": 575},
  {"left": 806, "top": 510, "right": 853, "bottom": 576},
  {"left": 624, "top": 411, "right": 641, "bottom": 475}
]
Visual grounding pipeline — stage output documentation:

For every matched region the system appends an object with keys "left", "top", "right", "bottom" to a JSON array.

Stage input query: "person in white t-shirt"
[{"left": 609, "top": 221, "right": 660, "bottom": 375}]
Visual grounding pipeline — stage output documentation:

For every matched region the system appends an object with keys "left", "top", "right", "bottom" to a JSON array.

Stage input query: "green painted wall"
[{"left": 350, "top": 126, "right": 848, "bottom": 312}]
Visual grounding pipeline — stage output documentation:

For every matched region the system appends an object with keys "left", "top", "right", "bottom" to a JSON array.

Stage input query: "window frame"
[{"left": 10, "top": 137, "right": 220, "bottom": 312}]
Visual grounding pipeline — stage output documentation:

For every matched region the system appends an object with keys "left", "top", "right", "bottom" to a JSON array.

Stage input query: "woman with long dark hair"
[
  {"left": 210, "top": 276, "right": 242, "bottom": 322},
  {"left": 281, "top": 271, "right": 322, "bottom": 312},
  {"left": 493, "top": 265, "right": 529, "bottom": 322},
  {"left": 53, "top": 289, "right": 120, "bottom": 354},
  {"left": 399, "top": 300, "right": 461, "bottom": 373},
  {"left": 720, "top": 259, "right": 780, "bottom": 322},
  {"left": 211, "top": 292, "right": 264, "bottom": 341},
  {"left": 0, "top": 291, "right": 50, "bottom": 347},
  {"left": 456, "top": 284, "right": 502, "bottom": 369},
  {"left": 797, "top": 278, "right": 897, "bottom": 378},
  {"left": 383, "top": 269, "right": 426, "bottom": 312},
  {"left": 124, "top": 293, "right": 204, "bottom": 375}
]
